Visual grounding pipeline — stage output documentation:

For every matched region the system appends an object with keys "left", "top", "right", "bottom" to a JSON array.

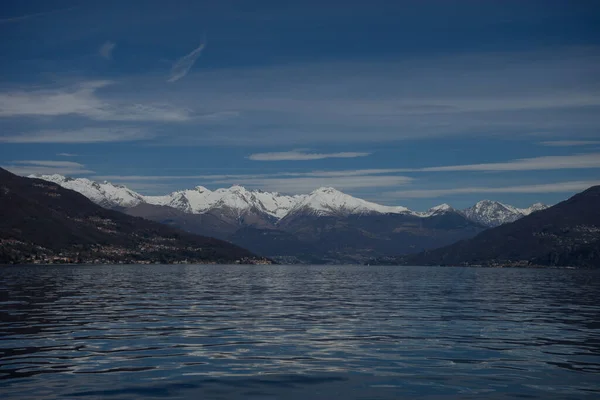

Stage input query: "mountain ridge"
[
  {"left": 396, "top": 186, "right": 600, "bottom": 268},
  {"left": 26, "top": 174, "right": 492, "bottom": 263},
  {"left": 29, "top": 174, "right": 547, "bottom": 226},
  {"left": 26, "top": 174, "right": 562, "bottom": 264}
]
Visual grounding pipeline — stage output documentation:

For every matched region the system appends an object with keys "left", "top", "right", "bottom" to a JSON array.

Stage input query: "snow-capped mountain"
[
  {"left": 30, "top": 175, "right": 304, "bottom": 219},
  {"left": 29, "top": 174, "right": 547, "bottom": 226},
  {"left": 29, "top": 174, "right": 144, "bottom": 208},
  {"left": 520, "top": 203, "right": 548, "bottom": 216},
  {"left": 144, "top": 185, "right": 306, "bottom": 219},
  {"left": 462, "top": 200, "right": 548, "bottom": 227},
  {"left": 420, "top": 203, "right": 458, "bottom": 217},
  {"left": 284, "top": 187, "right": 412, "bottom": 217}
]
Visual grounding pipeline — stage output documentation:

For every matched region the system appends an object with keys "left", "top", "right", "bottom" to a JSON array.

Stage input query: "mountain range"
[
  {"left": 33, "top": 174, "right": 547, "bottom": 226},
  {"left": 397, "top": 185, "right": 600, "bottom": 268},
  {"left": 30, "top": 174, "right": 549, "bottom": 263},
  {"left": 0, "top": 168, "right": 268, "bottom": 265}
]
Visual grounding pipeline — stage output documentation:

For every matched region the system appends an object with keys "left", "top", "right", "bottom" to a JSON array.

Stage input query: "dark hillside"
[
  {"left": 0, "top": 168, "right": 266, "bottom": 264},
  {"left": 400, "top": 186, "right": 600, "bottom": 268}
]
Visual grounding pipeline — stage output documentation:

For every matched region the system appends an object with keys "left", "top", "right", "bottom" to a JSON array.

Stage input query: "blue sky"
[{"left": 1, "top": 0, "right": 599, "bottom": 210}]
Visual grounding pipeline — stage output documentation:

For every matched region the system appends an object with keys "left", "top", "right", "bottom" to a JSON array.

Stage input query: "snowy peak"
[
  {"left": 29, "top": 174, "right": 144, "bottom": 208},
  {"left": 431, "top": 203, "right": 452, "bottom": 211},
  {"left": 520, "top": 203, "right": 549, "bottom": 216},
  {"left": 252, "top": 190, "right": 306, "bottom": 219},
  {"left": 286, "top": 186, "right": 412, "bottom": 217},
  {"left": 462, "top": 200, "right": 548, "bottom": 227},
  {"left": 150, "top": 191, "right": 195, "bottom": 213},
  {"left": 462, "top": 200, "right": 520, "bottom": 227},
  {"left": 423, "top": 203, "right": 456, "bottom": 216},
  {"left": 145, "top": 185, "right": 303, "bottom": 219}
]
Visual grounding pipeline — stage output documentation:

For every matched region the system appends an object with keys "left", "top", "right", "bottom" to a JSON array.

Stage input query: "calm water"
[{"left": 1, "top": 265, "right": 599, "bottom": 399}]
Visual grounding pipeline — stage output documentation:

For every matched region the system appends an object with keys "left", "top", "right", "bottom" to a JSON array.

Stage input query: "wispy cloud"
[
  {"left": 93, "top": 169, "right": 413, "bottom": 194},
  {"left": 3, "top": 48, "right": 597, "bottom": 147},
  {"left": 248, "top": 150, "right": 371, "bottom": 161},
  {"left": 0, "top": 80, "right": 109, "bottom": 117},
  {"left": 211, "top": 176, "right": 413, "bottom": 193},
  {"left": 540, "top": 140, "right": 600, "bottom": 147},
  {"left": 99, "top": 41, "right": 116, "bottom": 60},
  {"left": 196, "top": 111, "right": 240, "bottom": 121},
  {"left": 0, "top": 127, "right": 152, "bottom": 144},
  {"left": 417, "top": 153, "right": 600, "bottom": 172},
  {"left": 168, "top": 42, "right": 206, "bottom": 83},
  {"left": 3, "top": 160, "right": 93, "bottom": 176},
  {"left": 0, "top": 81, "right": 191, "bottom": 122},
  {"left": 94, "top": 169, "right": 410, "bottom": 182},
  {"left": 386, "top": 181, "right": 600, "bottom": 199},
  {"left": 13, "top": 160, "right": 84, "bottom": 168},
  {"left": 280, "top": 169, "right": 406, "bottom": 177},
  {"left": 57, "top": 153, "right": 78, "bottom": 157},
  {"left": 0, "top": 6, "right": 78, "bottom": 24},
  {"left": 138, "top": 46, "right": 600, "bottom": 146},
  {"left": 195, "top": 169, "right": 412, "bottom": 193}
]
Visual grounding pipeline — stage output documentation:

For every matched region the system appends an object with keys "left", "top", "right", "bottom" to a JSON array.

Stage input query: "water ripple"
[{"left": 0, "top": 265, "right": 599, "bottom": 399}]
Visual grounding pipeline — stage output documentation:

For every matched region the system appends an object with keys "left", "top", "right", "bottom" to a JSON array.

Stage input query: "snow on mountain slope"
[
  {"left": 145, "top": 186, "right": 212, "bottom": 214},
  {"left": 30, "top": 174, "right": 144, "bottom": 208},
  {"left": 462, "top": 200, "right": 520, "bottom": 227},
  {"left": 462, "top": 200, "right": 548, "bottom": 227},
  {"left": 144, "top": 185, "right": 305, "bottom": 218},
  {"left": 519, "top": 203, "right": 549, "bottom": 216},
  {"left": 29, "top": 174, "right": 547, "bottom": 225},
  {"left": 418, "top": 203, "right": 458, "bottom": 217},
  {"left": 285, "top": 187, "right": 413, "bottom": 217},
  {"left": 252, "top": 190, "right": 307, "bottom": 218}
]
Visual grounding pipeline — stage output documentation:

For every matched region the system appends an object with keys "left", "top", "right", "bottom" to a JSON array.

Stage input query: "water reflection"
[{"left": 0, "top": 265, "right": 599, "bottom": 399}]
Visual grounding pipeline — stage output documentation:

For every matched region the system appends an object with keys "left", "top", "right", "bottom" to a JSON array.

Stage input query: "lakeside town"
[{"left": 0, "top": 238, "right": 272, "bottom": 265}]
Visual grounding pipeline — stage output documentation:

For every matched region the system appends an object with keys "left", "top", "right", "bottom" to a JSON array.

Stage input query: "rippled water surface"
[{"left": 1, "top": 265, "right": 599, "bottom": 399}]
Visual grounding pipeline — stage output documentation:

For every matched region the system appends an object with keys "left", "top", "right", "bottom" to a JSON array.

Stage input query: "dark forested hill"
[
  {"left": 398, "top": 186, "right": 600, "bottom": 268},
  {"left": 0, "top": 168, "right": 267, "bottom": 264}
]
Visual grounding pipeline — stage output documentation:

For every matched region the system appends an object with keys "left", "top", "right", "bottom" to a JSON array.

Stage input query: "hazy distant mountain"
[
  {"left": 399, "top": 186, "right": 600, "bottom": 268},
  {"left": 0, "top": 169, "right": 266, "bottom": 265},
  {"left": 29, "top": 174, "right": 548, "bottom": 263}
]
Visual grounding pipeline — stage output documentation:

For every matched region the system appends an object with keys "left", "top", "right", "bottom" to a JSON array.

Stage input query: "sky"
[{"left": 0, "top": 0, "right": 599, "bottom": 210}]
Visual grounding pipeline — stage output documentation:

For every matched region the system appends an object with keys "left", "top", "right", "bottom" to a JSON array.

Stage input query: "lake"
[{"left": 1, "top": 265, "right": 599, "bottom": 399}]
